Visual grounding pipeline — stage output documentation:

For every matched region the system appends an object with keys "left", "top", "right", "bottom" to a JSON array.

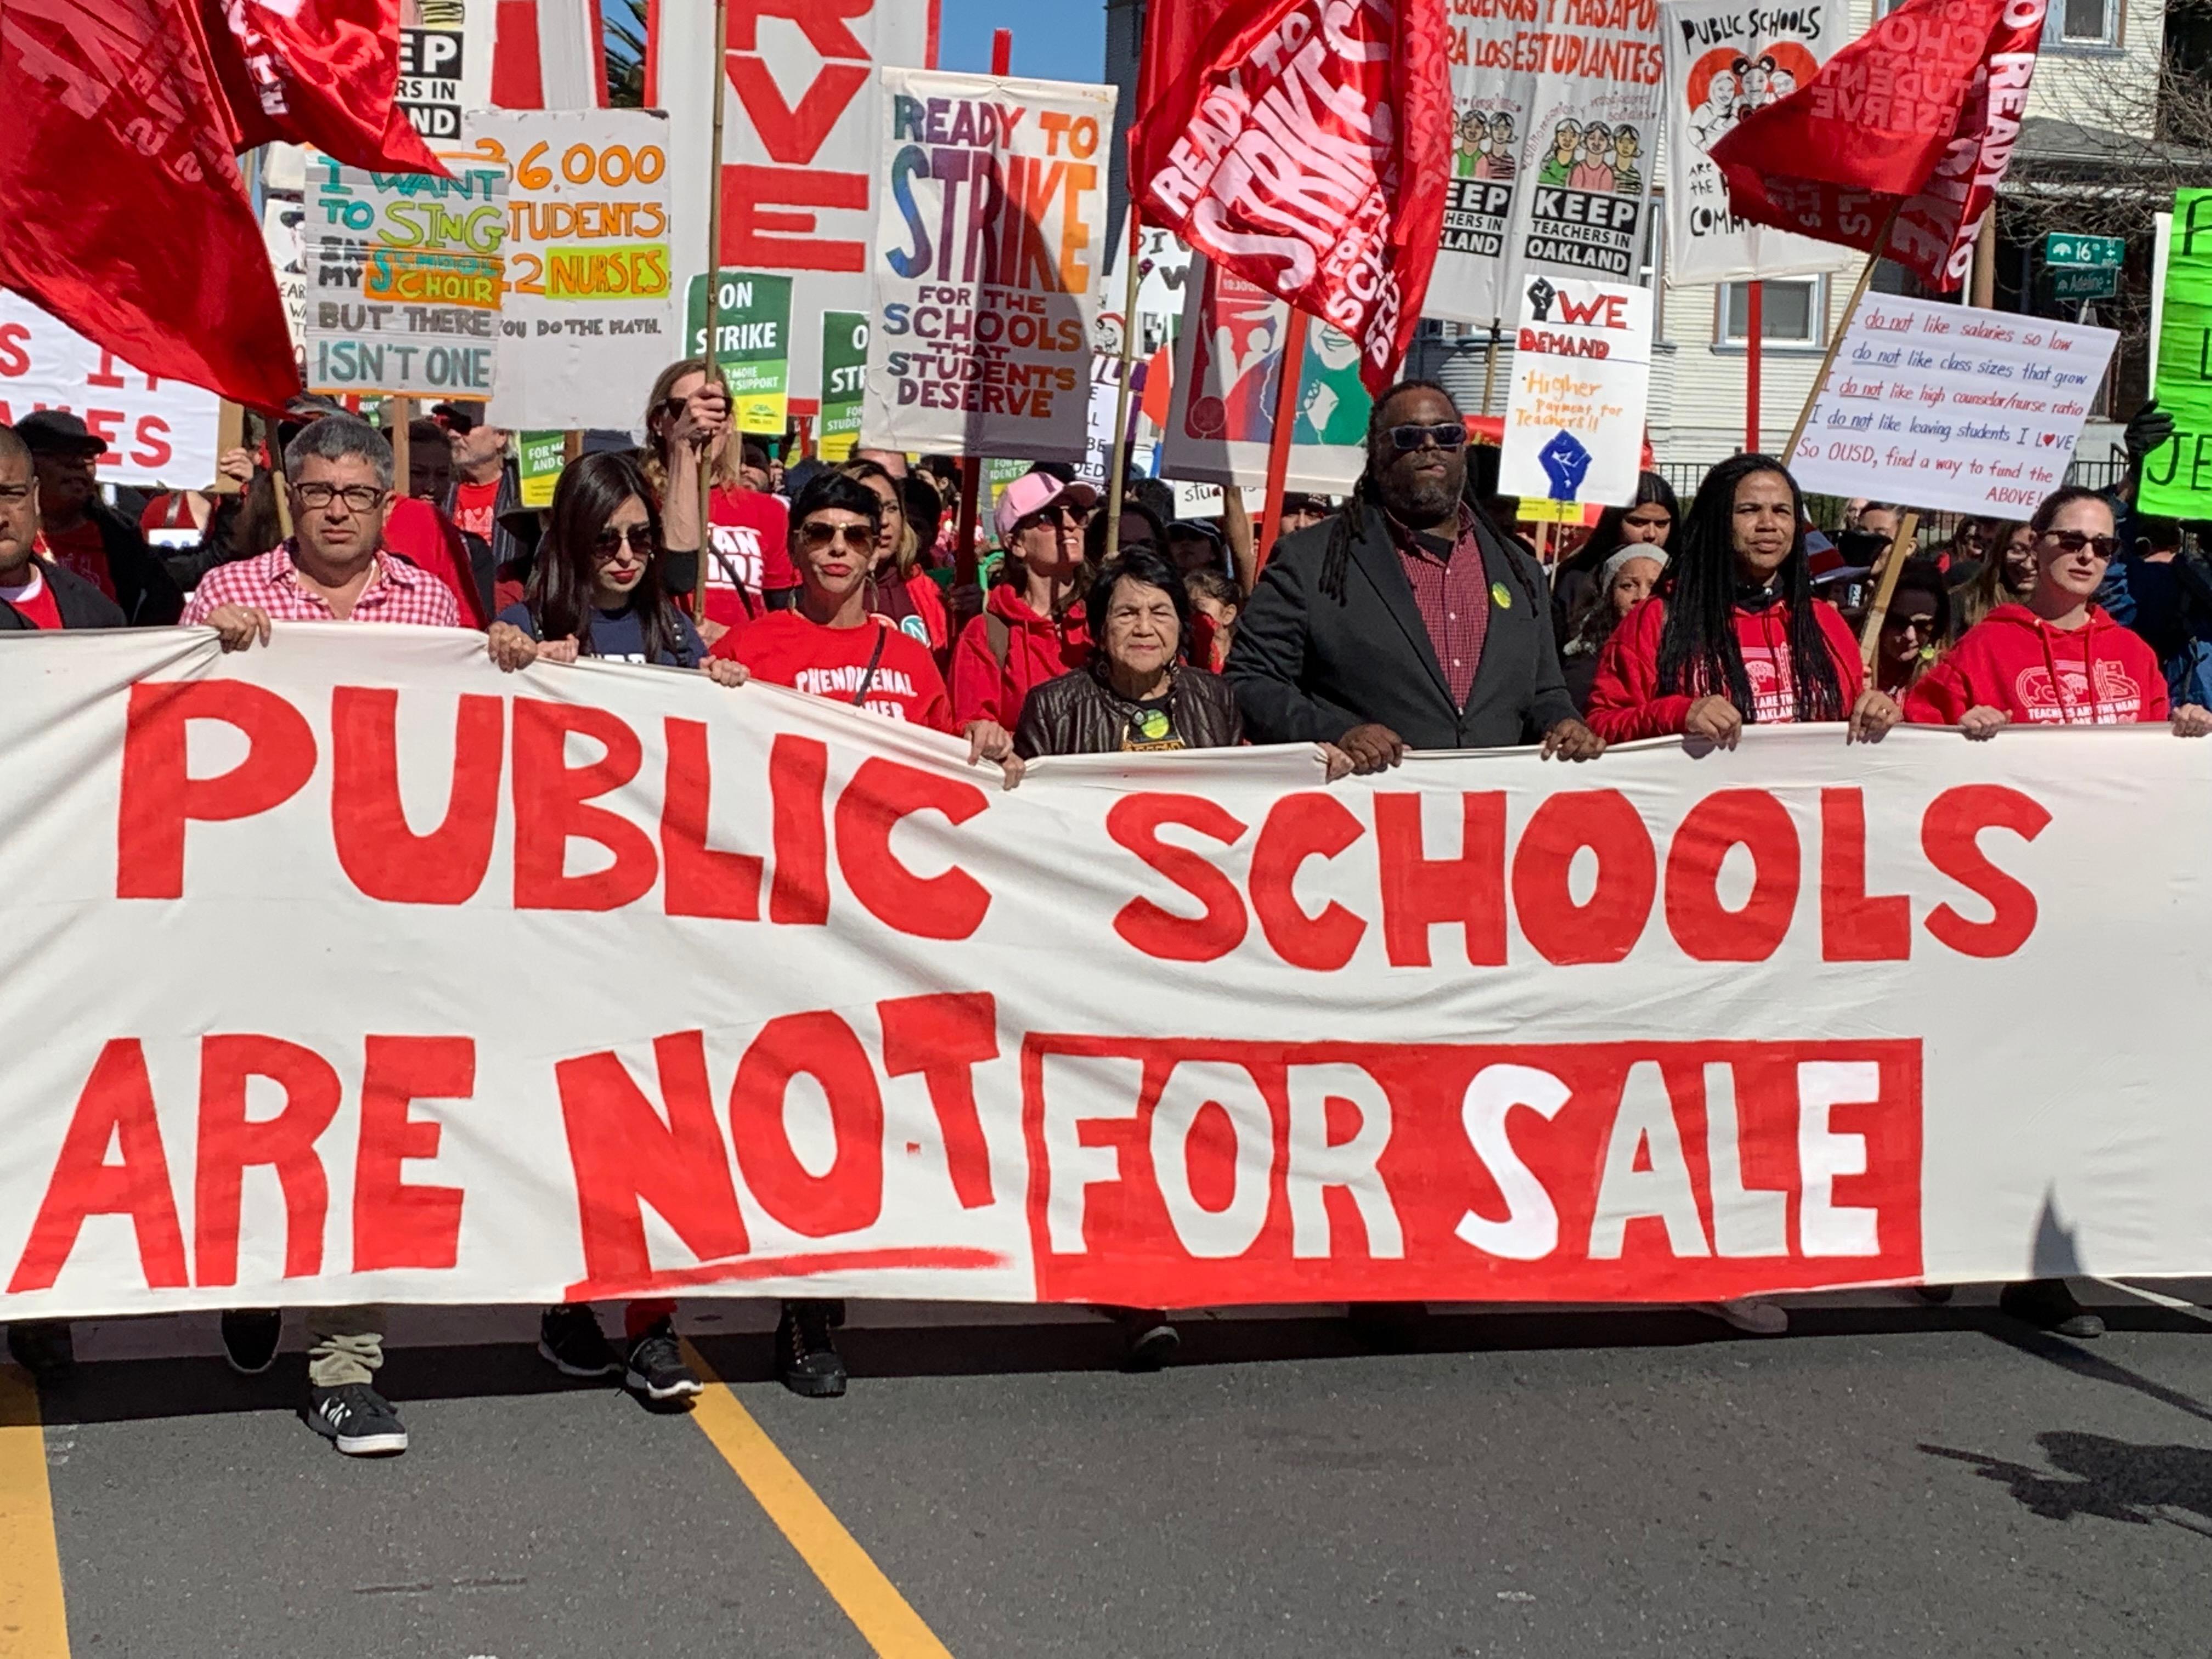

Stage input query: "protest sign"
[
  {"left": 264, "top": 198, "right": 309, "bottom": 365},
  {"left": 1499, "top": 277, "right": 1654, "bottom": 508},
  {"left": 859, "top": 69, "right": 1118, "bottom": 465},
  {"left": 820, "top": 312, "right": 869, "bottom": 462},
  {"left": 461, "top": 109, "right": 676, "bottom": 431},
  {"left": 1081, "top": 353, "right": 1152, "bottom": 487},
  {"left": 1161, "top": 256, "right": 1369, "bottom": 495},
  {"left": 303, "top": 152, "right": 509, "bottom": 398},
  {"left": 686, "top": 272, "right": 794, "bottom": 436},
  {"left": 651, "top": 0, "right": 928, "bottom": 401},
  {"left": 516, "top": 431, "right": 566, "bottom": 507},
  {"left": 1426, "top": 1, "right": 1666, "bottom": 324},
  {"left": 1791, "top": 296, "right": 2118, "bottom": 518},
  {"left": 0, "top": 294, "right": 219, "bottom": 486},
  {"left": 396, "top": 1, "right": 492, "bottom": 143},
  {"left": 6, "top": 628, "right": 2212, "bottom": 1317},
  {"left": 2141, "top": 190, "right": 2212, "bottom": 519},
  {"left": 1658, "top": 0, "right": 1855, "bottom": 287}
]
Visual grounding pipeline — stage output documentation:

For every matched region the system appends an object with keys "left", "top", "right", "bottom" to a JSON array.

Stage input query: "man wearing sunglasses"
[{"left": 1227, "top": 380, "right": 1602, "bottom": 772}]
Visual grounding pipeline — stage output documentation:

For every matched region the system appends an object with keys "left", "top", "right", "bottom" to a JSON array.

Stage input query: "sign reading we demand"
[{"left": 5, "top": 630, "right": 2212, "bottom": 1317}]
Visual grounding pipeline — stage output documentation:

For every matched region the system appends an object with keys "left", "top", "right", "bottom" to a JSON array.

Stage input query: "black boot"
[
  {"left": 776, "top": 1299, "right": 848, "bottom": 1398},
  {"left": 2001, "top": 1278, "right": 2104, "bottom": 1339}
]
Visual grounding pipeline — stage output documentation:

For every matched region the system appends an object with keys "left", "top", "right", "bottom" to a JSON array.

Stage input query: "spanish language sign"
[
  {"left": 303, "top": 152, "right": 509, "bottom": 398},
  {"left": 686, "top": 270, "right": 794, "bottom": 436},
  {"left": 0, "top": 293, "right": 219, "bottom": 487},
  {"left": 1658, "top": 0, "right": 1855, "bottom": 287},
  {"left": 2141, "top": 189, "right": 2212, "bottom": 519},
  {"left": 5, "top": 628, "right": 2212, "bottom": 1317},
  {"left": 860, "top": 68, "right": 1118, "bottom": 464},
  {"left": 1499, "top": 275, "right": 1654, "bottom": 507},
  {"left": 463, "top": 109, "right": 676, "bottom": 431},
  {"left": 819, "top": 312, "right": 869, "bottom": 462},
  {"left": 1161, "top": 255, "right": 1370, "bottom": 494},
  {"left": 1427, "top": 0, "right": 1667, "bottom": 324},
  {"left": 1792, "top": 295, "right": 2118, "bottom": 518}
]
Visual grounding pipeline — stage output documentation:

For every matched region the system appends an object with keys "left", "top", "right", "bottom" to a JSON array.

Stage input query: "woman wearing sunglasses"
[
  {"left": 951, "top": 470, "right": 1096, "bottom": 729},
  {"left": 1905, "top": 487, "right": 2212, "bottom": 738}
]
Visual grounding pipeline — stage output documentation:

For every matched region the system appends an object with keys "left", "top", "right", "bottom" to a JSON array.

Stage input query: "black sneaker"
[
  {"left": 624, "top": 1321, "right": 703, "bottom": 1403},
  {"left": 221, "top": 1309, "right": 283, "bottom": 1375},
  {"left": 538, "top": 1305, "right": 622, "bottom": 1380},
  {"left": 307, "top": 1383, "right": 409, "bottom": 1455},
  {"left": 2001, "top": 1278, "right": 2106, "bottom": 1339},
  {"left": 1915, "top": 1284, "right": 1956, "bottom": 1305},
  {"left": 5, "top": 1321, "right": 73, "bottom": 1378},
  {"left": 776, "top": 1299, "right": 847, "bottom": 1398},
  {"left": 1113, "top": 1308, "right": 1180, "bottom": 1372}
]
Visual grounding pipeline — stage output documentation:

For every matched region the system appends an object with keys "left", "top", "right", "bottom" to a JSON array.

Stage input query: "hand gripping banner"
[{"left": 5, "top": 628, "right": 2211, "bottom": 1318}]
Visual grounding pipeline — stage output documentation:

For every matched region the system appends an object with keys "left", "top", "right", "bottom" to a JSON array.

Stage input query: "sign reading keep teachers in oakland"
[{"left": 860, "top": 69, "right": 1117, "bottom": 464}]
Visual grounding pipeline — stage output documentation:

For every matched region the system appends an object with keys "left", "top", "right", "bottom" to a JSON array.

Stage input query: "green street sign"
[
  {"left": 2045, "top": 233, "right": 2124, "bottom": 268},
  {"left": 2051, "top": 267, "right": 2119, "bottom": 300}
]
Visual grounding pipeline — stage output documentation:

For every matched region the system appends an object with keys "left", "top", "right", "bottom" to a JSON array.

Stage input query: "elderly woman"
[{"left": 1014, "top": 547, "right": 1243, "bottom": 758}]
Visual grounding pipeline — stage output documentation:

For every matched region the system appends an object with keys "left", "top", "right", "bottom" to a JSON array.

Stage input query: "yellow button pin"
[{"left": 1491, "top": 580, "right": 1511, "bottom": 609}]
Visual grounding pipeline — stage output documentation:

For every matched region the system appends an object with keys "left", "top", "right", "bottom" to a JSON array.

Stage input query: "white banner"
[
  {"left": 1427, "top": 3, "right": 1667, "bottom": 324},
  {"left": 463, "top": 109, "right": 678, "bottom": 430},
  {"left": 7, "top": 627, "right": 2212, "bottom": 1318},
  {"left": 652, "top": 0, "right": 928, "bottom": 403},
  {"left": 0, "top": 294, "right": 219, "bottom": 488},
  {"left": 1659, "top": 0, "right": 1857, "bottom": 287},
  {"left": 859, "top": 69, "right": 1116, "bottom": 464},
  {"left": 1499, "top": 276, "right": 1654, "bottom": 507},
  {"left": 1790, "top": 296, "right": 2118, "bottom": 517},
  {"left": 1160, "top": 256, "right": 1367, "bottom": 495}
]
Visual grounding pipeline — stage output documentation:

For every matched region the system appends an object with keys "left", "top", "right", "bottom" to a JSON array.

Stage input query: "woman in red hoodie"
[
  {"left": 1905, "top": 486, "right": 2212, "bottom": 738},
  {"left": 1586, "top": 454, "right": 1901, "bottom": 746},
  {"left": 950, "top": 470, "right": 1096, "bottom": 727}
]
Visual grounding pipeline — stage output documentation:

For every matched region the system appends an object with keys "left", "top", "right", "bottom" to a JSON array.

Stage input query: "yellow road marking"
[
  {"left": 681, "top": 1340, "right": 953, "bottom": 1658},
  {"left": 0, "top": 1365, "right": 69, "bottom": 1656}
]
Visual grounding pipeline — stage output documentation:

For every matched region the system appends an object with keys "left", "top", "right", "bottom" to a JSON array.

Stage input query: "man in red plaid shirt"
[
  {"left": 181, "top": 414, "right": 460, "bottom": 648},
  {"left": 183, "top": 414, "right": 449, "bottom": 1457}
]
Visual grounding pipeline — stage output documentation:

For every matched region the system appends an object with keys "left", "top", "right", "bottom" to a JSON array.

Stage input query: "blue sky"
[{"left": 936, "top": 0, "right": 1104, "bottom": 80}]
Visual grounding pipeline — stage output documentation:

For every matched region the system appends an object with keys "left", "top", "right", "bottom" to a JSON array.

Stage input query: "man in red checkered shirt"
[
  {"left": 181, "top": 414, "right": 459, "bottom": 648},
  {"left": 184, "top": 414, "right": 448, "bottom": 1457}
]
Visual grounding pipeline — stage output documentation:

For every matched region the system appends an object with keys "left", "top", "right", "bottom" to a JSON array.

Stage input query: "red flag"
[
  {"left": 1136, "top": 0, "right": 1211, "bottom": 112},
  {"left": 1130, "top": 0, "right": 1454, "bottom": 396},
  {"left": 202, "top": 0, "right": 444, "bottom": 173},
  {"left": 1706, "top": 0, "right": 2044, "bottom": 291},
  {"left": 0, "top": 0, "right": 302, "bottom": 409}
]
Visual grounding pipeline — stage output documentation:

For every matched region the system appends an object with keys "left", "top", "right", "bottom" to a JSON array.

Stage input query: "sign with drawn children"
[
  {"left": 1428, "top": 3, "right": 1666, "bottom": 323},
  {"left": 1660, "top": 0, "right": 1856, "bottom": 286}
]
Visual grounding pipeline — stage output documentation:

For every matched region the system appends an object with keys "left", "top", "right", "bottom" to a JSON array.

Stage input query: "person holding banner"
[
  {"left": 1584, "top": 455, "right": 1901, "bottom": 752},
  {"left": 644, "top": 359, "right": 795, "bottom": 637},
  {"left": 950, "top": 472, "right": 1097, "bottom": 730},
  {"left": 1225, "top": 381, "right": 1602, "bottom": 772},
  {"left": 1904, "top": 488, "right": 2212, "bottom": 741}
]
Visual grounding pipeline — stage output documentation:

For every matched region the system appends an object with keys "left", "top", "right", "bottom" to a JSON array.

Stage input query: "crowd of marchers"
[{"left": 0, "top": 362, "right": 2200, "bottom": 1457}]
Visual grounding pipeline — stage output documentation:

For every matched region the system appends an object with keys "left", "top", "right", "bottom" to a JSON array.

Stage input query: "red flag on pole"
[
  {"left": 1706, "top": 0, "right": 2045, "bottom": 291},
  {"left": 1129, "top": 0, "right": 1453, "bottom": 396},
  {"left": 0, "top": 0, "right": 303, "bottom": 409},
  {"left": 202, "top": 0, "right": 444, "bottom": 173}
]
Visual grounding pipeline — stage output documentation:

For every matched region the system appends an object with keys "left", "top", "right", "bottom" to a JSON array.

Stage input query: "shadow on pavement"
[
  {"left": 1979, "top": 1319, "right": 2212, "bottom": 1426},
  {"left": 1922, "top": 1432, "right": 2212, "bottom": 1537}
]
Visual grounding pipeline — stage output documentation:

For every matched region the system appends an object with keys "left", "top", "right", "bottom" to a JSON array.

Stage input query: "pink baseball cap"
[{"left": 994, "top": 471, "right": 1099, "bottom": 545}]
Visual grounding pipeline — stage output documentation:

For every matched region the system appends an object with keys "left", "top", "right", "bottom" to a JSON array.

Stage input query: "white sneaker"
[{"left": 1700, "top": 1297, "right": 1788, "bottom": 1336}]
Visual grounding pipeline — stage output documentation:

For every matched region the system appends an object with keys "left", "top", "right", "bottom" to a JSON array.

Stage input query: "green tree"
[{"left": 605, "top": 0, "right": 646, "bottom": 106}]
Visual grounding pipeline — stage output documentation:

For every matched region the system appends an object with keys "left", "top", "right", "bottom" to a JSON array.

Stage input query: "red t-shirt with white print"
[
  {"left": 699, "top": 487, "right": 797, "bottom": 629},
  {"left": 713, "top": 611, "right": 955, "bottom": 732}
]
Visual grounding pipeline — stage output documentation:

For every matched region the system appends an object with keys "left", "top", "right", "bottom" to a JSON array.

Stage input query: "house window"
[
  {"left": 1718, "top": 278, "right": 1824, "bottom": 346},
  {"left": 2053, "top": 0, "right": 2119, "bottom": 44}
]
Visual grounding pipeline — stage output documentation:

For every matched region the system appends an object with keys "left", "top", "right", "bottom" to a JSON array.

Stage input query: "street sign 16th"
[{"left": 2046, "top": 233, "right": 2125, "bottom": 268}]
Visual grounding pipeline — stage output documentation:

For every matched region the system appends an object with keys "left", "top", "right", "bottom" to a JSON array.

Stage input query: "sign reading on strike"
[
  {"left": 686, "top": 270, "right": 794, "bottom": 436},
  {"left": 0, "top": 292, "right": 219, "bottom": 486},
  {"left": 3, "top": 629, "right": 2209, "bottom": 1319}
]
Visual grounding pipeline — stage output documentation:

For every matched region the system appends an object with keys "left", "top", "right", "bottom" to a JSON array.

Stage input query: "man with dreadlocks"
[
  {"left": 1226, "top": 381, "right": 1603, "bottom": 770},
  {"left": 1585, "top": 453, "right": 1903, "bottom": 748}
]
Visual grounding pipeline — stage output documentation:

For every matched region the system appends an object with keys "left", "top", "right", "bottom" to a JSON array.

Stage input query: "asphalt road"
[{"left": 14, "top": 1285, "right": 2212, "bottom": 1658}]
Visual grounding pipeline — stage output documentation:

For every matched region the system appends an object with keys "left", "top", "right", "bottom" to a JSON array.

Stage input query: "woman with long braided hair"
[{"left": 1585, "top": 453, "right": 1901, "bottom": 746}]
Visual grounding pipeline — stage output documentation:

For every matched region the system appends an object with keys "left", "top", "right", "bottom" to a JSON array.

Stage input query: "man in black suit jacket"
[
  {"left": 0, "top": 423, "right": 126, "bottom": 634},
  {"left": 1227, "top": 380, "right": 1604, "bottom": 772}
]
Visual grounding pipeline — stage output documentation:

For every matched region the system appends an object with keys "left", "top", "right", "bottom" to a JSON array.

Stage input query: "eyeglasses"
[
  {"left": 1882, "top": 613, "right": 1939, "bottom": 635},
  {"left": 2041, "top": 530, "right": 2120, "bottom": 561},
  {"left": 294, "top": 482, "right": 386, "bottom": 515},
  {"left": 797, "top": 520, "right": 874, "bottom": 550},
  {"left": 592, "top": 524, "right": 654, "bottom": 560},
  {"left": 1386, "top": 422, "right": 1468, "bottom": 452}
]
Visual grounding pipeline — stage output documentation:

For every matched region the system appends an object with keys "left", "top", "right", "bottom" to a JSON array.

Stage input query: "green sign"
[
  {"left": 819, "top": 311, "right": 868, "bottom": 462},
  {"left": 684, "top": 270, "right": 793, "bottom": 435},
  {"left": 2051, "top": 267, "right": 2119, "bottom": 301},
  {"left": 516, "top": 430, "right": 567, "bottom": 509},
  {"left": 2046, "top": 233, "right": 2124, "bottom": 269},
  {"left": 2141, "top": 191, "right": 2212, "bottom": 518}
]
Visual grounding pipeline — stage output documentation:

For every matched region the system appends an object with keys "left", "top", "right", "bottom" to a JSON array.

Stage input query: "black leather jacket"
[{"left": 1013, "top": 664, "right": 1244, "bottom": 758}]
